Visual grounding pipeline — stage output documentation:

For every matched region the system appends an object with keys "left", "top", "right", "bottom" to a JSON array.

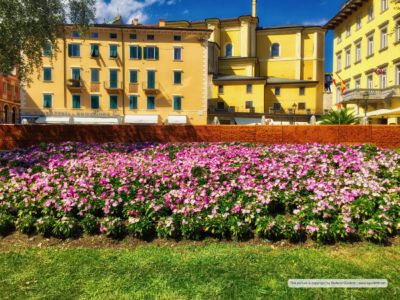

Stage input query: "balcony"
[
  {"left": 208, "top": 105, "right": 264, "bottom": 115},
  {"left": 342, "top": 86, "right": 400, "bottom": 103},
  {"left": 67, "top": 79, "right": 83, "bottom": 91},
  {"left": 129, "top": 83, "right": 139, "bottom": 93},
  {"left": 104, "top": 81, "right": 123, "bottom": 93},
  {"left": 142, "top": 82, "right": 160, "bottom": 95},
  {"left": 90, "top": 82, "right": 100, "bottom": 93}
]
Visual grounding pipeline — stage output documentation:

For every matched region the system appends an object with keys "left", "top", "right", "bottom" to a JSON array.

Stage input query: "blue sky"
[{"left": 97, "top": 0, "right": 347, "bottom": 71}]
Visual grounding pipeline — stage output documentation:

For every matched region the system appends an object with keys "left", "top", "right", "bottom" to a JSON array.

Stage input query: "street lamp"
[
  {"left": 363, "top": 91, "right": 369, "bottom": 124},
  {"left": 292, "top": 103, "right": 297, "bottom": 125}
]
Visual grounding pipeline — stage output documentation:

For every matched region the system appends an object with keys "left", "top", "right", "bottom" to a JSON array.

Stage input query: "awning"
[
  {"left": 35, "top": 116, "right": 71, "bottom": 124},
  {"left": 73, "top": 117, "right": 120, "bottom": 124},
  {"left": 234, "top": 117, "right": 263, "bottom": 125},
  {"left": 124, "top": 115, "right": 159, "bottom": 124},
  {"left": 357, "top": 107, "right": 400, "bottom": 118},
  {"left": 167, "top": 115, "right": 188, "bottom": 124}
]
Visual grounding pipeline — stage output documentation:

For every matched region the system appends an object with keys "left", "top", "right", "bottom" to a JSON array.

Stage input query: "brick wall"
[{"left": 0, "top": 125, "right": 400, "bottom": 150}]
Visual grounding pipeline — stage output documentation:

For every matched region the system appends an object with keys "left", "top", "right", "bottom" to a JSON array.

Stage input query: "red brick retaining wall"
[{"left": 0, "top": 125, "right": 400, "bottom": 150}]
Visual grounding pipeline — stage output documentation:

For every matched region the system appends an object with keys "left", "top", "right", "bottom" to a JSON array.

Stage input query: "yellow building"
[
  {"left": 326, "top": 0, "right": 400, "bottom": 124},
  {"left": 22, "top": 20, "right": 211, "bottom": 125},
  {"left": 167, "top": 0, "right": 326, "bottom": 124}
]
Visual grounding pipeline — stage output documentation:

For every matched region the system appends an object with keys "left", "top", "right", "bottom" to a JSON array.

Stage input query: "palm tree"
[{"left": 320, "top": 108, "right": 360, "bottom": 125}]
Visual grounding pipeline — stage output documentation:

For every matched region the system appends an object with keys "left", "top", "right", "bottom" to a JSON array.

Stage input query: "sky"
[{"left": 95, "top": 0, "right": 347, "bottom": 72}]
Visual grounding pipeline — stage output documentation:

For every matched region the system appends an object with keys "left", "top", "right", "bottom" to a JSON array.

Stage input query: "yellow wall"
[
  {"left": 265, "top": 85, "right": 320, "bottom": 114},
  {"left": 23, "top": 25, "right": 210, "bottom": 125},
  {"left": 210, "top": 81, "right": 265, "bottom": 113},
  {"left": 332, "top": 0, "right": 400, "bottom": 110}
]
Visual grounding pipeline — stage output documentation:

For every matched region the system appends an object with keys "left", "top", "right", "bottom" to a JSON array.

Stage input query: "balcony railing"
[
  {"left": 142, "top": 82, "right": 160, "bottom": 94},
  {"left": 104, "top": 81, "right": 123, "bottom": 93},
  {"left": 129, "top": 83, "right": 139, "bottom": 93},
  {"left": 208, "top": 106, "right": 264, "bottom": 114},
  {"left": 67, "top": 79, "right": 83, "bottom": 91},
  {"left": 90, "top": 82, "right": 100, "bottom": 93},
  {"left": 342, "top": 86, "right": 400, "bottom": 102}
]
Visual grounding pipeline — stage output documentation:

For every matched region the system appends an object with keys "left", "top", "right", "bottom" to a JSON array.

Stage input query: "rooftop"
[{"left": 324, "top": 0, "right": 368, "bottom": 29}]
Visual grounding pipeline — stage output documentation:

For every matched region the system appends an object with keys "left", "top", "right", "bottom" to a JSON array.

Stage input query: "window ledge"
[
  {"left": 174, "top": 60, "right": 183, "bottom": 62},
  {"left": 366, "top": 54, "right": 374, "bottom": 59},
  {"left": 379, "top": 47, "right": 388, "bottom": 53},
  {"left": 344, "top": 66, "right": 351, "bottom": 70},
  {"left": 394, "top": 40, "right": 400, "bottom": 46},
  {"left": 354, "top": 60, "right": 362, "bottom": 65}
]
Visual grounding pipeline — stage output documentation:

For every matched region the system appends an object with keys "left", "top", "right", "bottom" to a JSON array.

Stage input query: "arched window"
[
  {"left": 225, "top": 43, "right": 233, "bottom": 57},
  {"left": 12, "top": 107, "right": 16, "bottom": 124},
  {"left": 4, "top": 105, "right": 9, "bottom": 124},
  {"left": 271, "top": 43, "right": 280, "bottom": 58}
]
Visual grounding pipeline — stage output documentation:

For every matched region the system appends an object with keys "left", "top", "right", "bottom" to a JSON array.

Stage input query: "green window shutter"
[
  {"left": 130, "top": 70, "right": 138, "bottom": 83},
  {"left": 43, "top": 94, "right": 52, "bottom": 108},
  {"left": 72, "top": 95, "right": 81, "bottom": 109},
  {"left": 138, "top": 46, "right": 142, "bottom": 59},
  {"left": 173, "top": 96, "right": 182, "bottom": 111},
  {"left": 174, "top": 71, "right": 181, "bottom": 84},
  {"left": 143, "top": 47, "right": 148, "bottom": 59},
  {"left": 91, "top": 95, "right": 100, "bottom": 109},
  {"left": 130, "top": 46, "right": 134, "bottom": 59},
  {"left": 68, "top": 44, "right": 72, "bottom": 57},
  {"left": 155, "top": 47, "right": 159, "bottom": 60},
  {"left": 110, "top": 95, "right": 118, "bottom": 109},
  {"left": 130, "top": 95, "right": 138, "bottom": 110},
  {"left": 44, "top": 68, "right": 52, "bottom": 81}
]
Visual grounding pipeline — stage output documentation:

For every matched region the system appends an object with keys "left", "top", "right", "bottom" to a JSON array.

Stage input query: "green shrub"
[
  {"left": 81, "top": 214, "right": 99, "bottom": 235},
  {"left": 0, "top": 213, "right": 15, "bottom": 235}
]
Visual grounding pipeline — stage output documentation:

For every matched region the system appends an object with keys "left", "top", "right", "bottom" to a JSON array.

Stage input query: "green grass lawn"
[{"left": 0, "top": 237, "right": 399, "bottom": 300}]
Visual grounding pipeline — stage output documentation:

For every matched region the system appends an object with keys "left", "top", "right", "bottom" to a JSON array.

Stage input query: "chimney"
[
  {"left": 132, "top": 18, "right": 139, "bottom": 26},
  {"left": 159, "top": 19, "right": 166, "bottom": 27},
  {"left": 252, "top": 0, "right": 257, "bottom": 18}
]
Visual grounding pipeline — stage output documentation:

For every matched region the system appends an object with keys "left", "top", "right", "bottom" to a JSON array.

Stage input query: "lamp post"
[
  {"left": 363, "top": 91, "right": 369, "bottom": 125},
  {"left": 292, "top": 103, "right": 297, "bottom": 125}
]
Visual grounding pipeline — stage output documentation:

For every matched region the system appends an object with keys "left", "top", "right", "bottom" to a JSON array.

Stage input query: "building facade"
[
  {"left": 22, "top": 22, "right": 211, "bottom": 125},
  {"left": 326, "top": 0, "right": 400, "bottom": 124},
  {"left": 167, "top": 0, "right": 326, "bottom": 124},
  {"left": 0, "top": 70, "right": 20, "bottom": 124}
]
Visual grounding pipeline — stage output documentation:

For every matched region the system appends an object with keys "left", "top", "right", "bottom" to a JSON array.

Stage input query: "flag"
[{"left": 340, "top": 80, "right": 346, "bottom": 95}]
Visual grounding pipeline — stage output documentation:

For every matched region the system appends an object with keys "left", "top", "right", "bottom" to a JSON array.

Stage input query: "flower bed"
[{"left": 0, "top": 142, "right": 399, "bottom": 243}]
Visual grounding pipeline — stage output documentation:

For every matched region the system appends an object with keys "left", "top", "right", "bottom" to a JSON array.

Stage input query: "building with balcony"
[
  {"left": 22, "top": 19, "right": 211, "bottom": 125},
  {"left": 0, "top": 70, "right": 21, "bottom": 124},
  {"left": 167, "top": 0, "right": 326, "bottom": 124},
  {"left": 326, "top": 0, "right": 400, "bottom": 124}
]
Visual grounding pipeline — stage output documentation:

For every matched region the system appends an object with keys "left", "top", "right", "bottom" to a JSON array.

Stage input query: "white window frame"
[
  {"left": 380, "top": 26, "right": 388, "bottom": 50},
  {"left": 367, "top": 74, "right": 374, "bottom": 89},
  {"left": 368, "top": 5, "right": 374, "bottom": 22},
  {"left": 396, "top": 65, "right": 400, "bottom": 85},
  {"left": 337, "top": 53, "right": 342, "bottom": 71},
  {"left": 173, "top": 47, "right": 182, "bottom": 61},
  {"left": 345, "top": 47, "right": 351, "bottom": 68},
  {"left": 355, "top": 78, "right": 361, "bottom": 89},
  {"left": 337, "top": 31, "right": 342, "bottom": 44},
  {"left": 381, "top": 0, "right": 388, "bottom": 12},
  {"left": 356, "top": 15, "right": 362, "bottom": 30},
  {"left": 367, "top": 34, "right": 374, "bottom": 56},
  {"left": 355, "top": 41, "right": 361, "bottom": 63},
  {"left": 346, "top": 24, "right": 351, "bottom": 37},
  {"left": 396, "top": 19, "right": 400, "bottom": 43},
  {"left": 380, "top": 70, "right": 387, "bottom": 89}
]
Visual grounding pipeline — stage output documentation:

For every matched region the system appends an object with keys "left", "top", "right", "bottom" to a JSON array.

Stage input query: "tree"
[
  {"left": 0, "top": 0, "right": 95, "bottom": 83},
  {"left": 320, "top": 108, "right": 360, "bottom": 125}
]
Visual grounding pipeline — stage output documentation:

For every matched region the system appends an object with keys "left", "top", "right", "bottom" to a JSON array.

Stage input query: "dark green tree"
[
  {"left": 0, "top": 0, "right": 95, "bottom": 83},
  {"left": 320, "top": 108, "right": 360, "bottom": 125}
]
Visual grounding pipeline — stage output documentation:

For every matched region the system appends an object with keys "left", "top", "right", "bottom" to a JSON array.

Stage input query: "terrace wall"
[{"left": 0, "top": 125, "right": 400, "bottom": 150}]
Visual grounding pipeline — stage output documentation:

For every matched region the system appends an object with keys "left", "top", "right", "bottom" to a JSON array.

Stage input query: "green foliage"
[
  {"left": 17, "top": 214, "right": 37, "bottom": 235},
  {"left": 81, "top": 214, "right": 99, "bottom": 235},
  {"left": 320, "top": 108, "right": 360, "bottom": 125},
  {"left": 100, "top": 217, "right": 126, "bottom": 240},
  {"left": 0, "top": 212, "right": 15, "bottom": 235},
  {"left": 0, "top": 0, "right": 95, "bottom": 83},
  {"left": 35, "top": 216, "right": 56, "bottom": 237},
  {"left": 52, "top": 217, "right": 80, "bottom": 239}
]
